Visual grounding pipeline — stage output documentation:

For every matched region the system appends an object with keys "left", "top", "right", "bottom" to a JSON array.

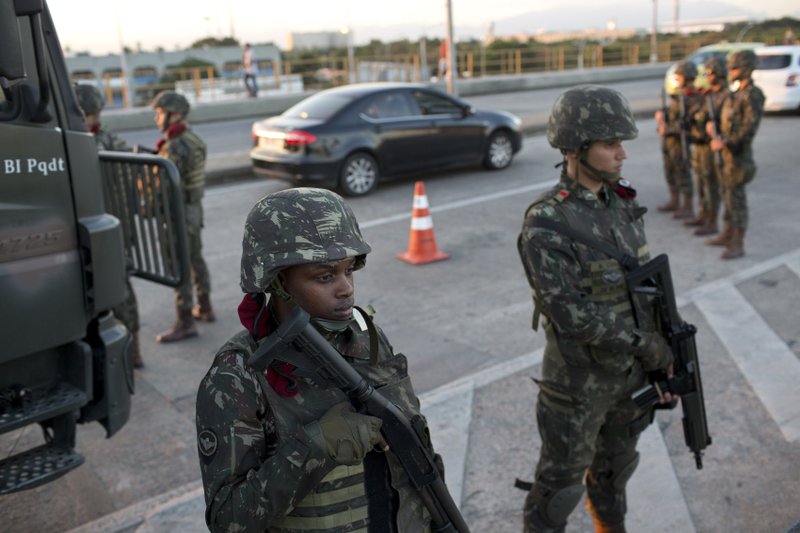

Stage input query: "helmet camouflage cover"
[
  {"left": 547, "top": 85, "right": 638, "bottom": 151},
  {"left": 674, "top": 60, "right": 698, "bottom": 79},
  {"left": 151, "top": 90, "right": 191, "bottom": 115},
  {"left": 240, "top": 188, "right": 371, "bottom": 293},
  {"left": 728, "top": 49, "right": 758, "bottom": 73},
  {"left": 704, "top": 56, "right": 728, "bottom": 78},
  {"left": 75, "top": 83, "right": 104, "bottom": 114}
]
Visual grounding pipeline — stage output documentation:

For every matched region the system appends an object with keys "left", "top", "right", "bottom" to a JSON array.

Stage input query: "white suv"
[{"left": 753, "top": 45, "right": 800, "bottom": 112}]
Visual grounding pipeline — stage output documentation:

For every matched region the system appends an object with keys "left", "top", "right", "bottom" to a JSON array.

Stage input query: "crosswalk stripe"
[
  {"left": 694, "top": 285, "right": 800, "bottom": 442},
  {"left": 421, "top": 248, "right": 800, "bottom": 525}
]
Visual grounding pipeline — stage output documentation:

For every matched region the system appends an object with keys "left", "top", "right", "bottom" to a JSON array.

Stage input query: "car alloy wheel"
[
  {"left": 340, "top": 152, "right": 378, "bottom": 196},
  {"left": 484, "top": 131, "right": 513, "bottom": 170}
]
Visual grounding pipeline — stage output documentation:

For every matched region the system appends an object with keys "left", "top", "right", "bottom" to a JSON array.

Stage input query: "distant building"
[
  {"left": 286, "top": 31, "right": 349, "bottom": 51},
  {"left": 66, "top": 44, "right": 281, "bottom": 107}
]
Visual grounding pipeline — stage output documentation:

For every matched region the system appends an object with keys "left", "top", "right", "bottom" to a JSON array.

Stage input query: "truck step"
[
  {"left": 0, "top": 382, "right": 88, "bottom": 433},
  {"left": 0, "top": 444, "right": 85, "bottom": 495}
]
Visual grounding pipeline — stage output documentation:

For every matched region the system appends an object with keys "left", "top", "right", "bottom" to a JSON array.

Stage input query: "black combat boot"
[
  {"left": 192, "top": 294, "right": 216, "bottom": 322},
  {"left": 156, "top": 309, "right": 198, "bottom": 343}
]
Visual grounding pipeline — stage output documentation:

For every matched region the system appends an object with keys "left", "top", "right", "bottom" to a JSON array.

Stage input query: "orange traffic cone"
[{"left": 397, "top": 181, "right": 449, "bottom": 265}]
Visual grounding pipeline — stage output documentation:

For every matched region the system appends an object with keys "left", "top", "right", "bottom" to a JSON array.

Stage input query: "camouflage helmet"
[
  {"left": 547, "top": 85, "right": 638, "bottom": 151},
  {"left": 728, "top": 49, "right": 758, "bottom": 74},
  {"left": 674, "top": 60, "right": 698, "bottom": 80},
  {"left": 240, "top": 188, "right": 371, "bottom": 293},
  {"left": 704, "top": 56, "right": 728, "bottom": 79},
  {"left": 151, "top": 90, "right": 190, "bottom": 115},
  {"left": 75, "top": 83, "right": 104, "bottom": 114}
]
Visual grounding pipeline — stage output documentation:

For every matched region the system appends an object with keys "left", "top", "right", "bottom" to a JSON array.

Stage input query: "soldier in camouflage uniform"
[
  {"left": 685, "top": 57, "right": 729, "bottom": 237},
  {"left": 196, "top": 188, "right": 443, "bottom": 532},
  {"left": 655, "top": 60, "right": 702, "bottom": 219},
  {"left": 517, "top": 86, "right": 674, "bottom": 533},
  {"left": 151, "top": 91, "right": 215, "bottom": 342},
  {"left": 705, "top": 50, "right": 765, "bottom": 260},
  {"left": 75, "top": 83, "right": 144, "bottom": 368}
]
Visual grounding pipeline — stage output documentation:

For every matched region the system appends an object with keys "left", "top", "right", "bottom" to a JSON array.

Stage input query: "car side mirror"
[{"left": 462, "top": 105, "right": 474, "bottom": 117}]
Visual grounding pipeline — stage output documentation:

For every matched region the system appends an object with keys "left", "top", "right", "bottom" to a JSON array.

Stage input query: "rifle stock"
[
  {"left": 248, "top": 307, "right": 471, "bottom": 533},
  {"left": 628, "top": 254, "right": 712, "bottom": 469}
]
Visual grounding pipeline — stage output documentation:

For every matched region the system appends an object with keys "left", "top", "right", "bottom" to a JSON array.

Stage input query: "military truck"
[{"left": 0, "top": 0, "right": 188, "bottom": 494}]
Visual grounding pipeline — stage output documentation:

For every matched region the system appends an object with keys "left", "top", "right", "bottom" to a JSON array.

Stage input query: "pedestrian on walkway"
[
  {"left": 517, "top": 85, "right": 675, "bottom": 533},
  {"left": 196, "top": 188, "right": 446, "bottom": 532},
  {"left": 75, "top": 83, "right": 144, "bottom": 368},
  {"left": 242, "top": 43, "right": 258, "bottom": 97},
  {"left": 151, "top": 91, "right": 215, "bottom": 343},
  {"left": 655, "top": 61, "right": 702, "bottom": 219},
  {"left": 705, "top": 49, "right": 765, "bottom": 260},
  {"left": 685, "top": 56, "right": 729, "bottom": 237}
]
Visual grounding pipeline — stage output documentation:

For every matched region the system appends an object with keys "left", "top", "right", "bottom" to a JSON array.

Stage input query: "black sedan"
[{"left": 250, "top": 83, "right": 523, "bottom": 196}]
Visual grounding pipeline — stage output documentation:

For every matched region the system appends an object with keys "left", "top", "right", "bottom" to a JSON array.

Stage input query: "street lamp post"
[
  {"left": 445, "top": 0, "right": 456, "bottom": 96},
  {"left": 341, "top": 28, "right": 356, "bottom": 84}
]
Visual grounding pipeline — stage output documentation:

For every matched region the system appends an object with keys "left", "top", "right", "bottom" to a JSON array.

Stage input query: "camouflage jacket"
[
  {"left": 196, "top": 307, "right": 436, "bottom": 532},
  {"left": 664, "top": 88, "right": 703, "bottom": 139},
  {"left": 92, "top": 125, "right": 129, "bottom": 152},
  {"left": 719, "top": 81, "right": 765, "bottom": 156},
  {"left": 689, "top": 87, "right": 728, "bottom": 145},
  {"left": 518, "top": 172, "right": 656, "bottom": 376},
  {"left": 158, "top": 123, "right": 207, "bottom": 195}
]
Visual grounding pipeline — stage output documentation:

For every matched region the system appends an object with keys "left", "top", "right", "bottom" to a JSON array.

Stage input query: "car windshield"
[
  {"left": 282, "top": 93, "right": 354, "bottom": 120},
  {"left": 756, "top": 54, "right": 792, "bottom": 70}
]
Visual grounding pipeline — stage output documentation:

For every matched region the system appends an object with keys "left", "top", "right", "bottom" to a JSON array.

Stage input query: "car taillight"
[
  {"left": 284, "top": 130, "right": 317, "bottom": 146},
  {"left": 787, "top": 74, "right": 798, "bottom": 87}
]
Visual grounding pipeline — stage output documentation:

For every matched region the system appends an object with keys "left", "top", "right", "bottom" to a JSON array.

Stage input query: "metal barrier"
[{"left": 98, "top": 151, "right": 189, "bottom": 288}]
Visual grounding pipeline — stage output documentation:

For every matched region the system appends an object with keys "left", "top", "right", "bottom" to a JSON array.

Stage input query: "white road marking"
[{"left": 695, "top": 285, "right": 800, "bottom": 442}]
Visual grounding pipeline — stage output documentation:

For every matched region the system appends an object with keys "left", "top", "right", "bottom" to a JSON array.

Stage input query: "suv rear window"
[{"left": 756, "top": 55, "right": 792, "bottom": 70}]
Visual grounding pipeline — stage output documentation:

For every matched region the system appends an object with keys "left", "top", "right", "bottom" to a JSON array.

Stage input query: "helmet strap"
[
  {"left": 578, "top": 147, "right": 620, "bottom": 184},
  {"left": 268, "top": 277, "right": 296, "bottom": 307}
]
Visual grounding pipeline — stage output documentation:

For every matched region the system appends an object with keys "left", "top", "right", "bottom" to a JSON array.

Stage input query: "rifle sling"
[{"left": 530, "top": 217, "right": 639, "bottom": 271}]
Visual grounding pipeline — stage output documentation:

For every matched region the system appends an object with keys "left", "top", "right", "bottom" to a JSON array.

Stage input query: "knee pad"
[
  {"left": 524, "top": 483, "right": 584, "bottom": 531},
  {"left": 610, "top": 452, "right": 639, "bottom": 491}
]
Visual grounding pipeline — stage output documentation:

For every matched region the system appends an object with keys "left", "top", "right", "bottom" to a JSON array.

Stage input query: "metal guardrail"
[{"left": 98, "top": 151, "right": 189, "bottom": 288}]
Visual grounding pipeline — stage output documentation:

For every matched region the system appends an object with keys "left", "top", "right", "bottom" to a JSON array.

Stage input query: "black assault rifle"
[
  {"left": 678, "top": 92, "right": 691, "bottom": 176},
  {"left": 527, "top": 218, "right": 712, "bottom": 470},
  {"left": 628, "top": 254, "right": 712, "bottom": 469},
  {"left": 248, "top": 307, "right": 471, "bottom": 533},
  {"left": 706, "top": 94, "right": 723, "bottom": 169}
]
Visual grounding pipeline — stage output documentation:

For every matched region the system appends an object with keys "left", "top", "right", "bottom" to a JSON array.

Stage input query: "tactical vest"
[
  {"left": 162, "top": 128, "right": 207, "bottom": 197},
  {"left": 223, "top": 310, "right": 433, "bottom": 532},
  {"left": 522, "top": 183, "right": 653, "bottom": 375}
]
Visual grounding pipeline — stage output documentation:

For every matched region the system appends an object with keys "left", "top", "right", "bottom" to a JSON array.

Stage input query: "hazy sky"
[{"left": 48, "top": 0, "right": 800, "bottom": 55}]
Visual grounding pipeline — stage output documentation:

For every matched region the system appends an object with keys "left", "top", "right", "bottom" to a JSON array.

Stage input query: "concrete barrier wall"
[{"left": 104, "top": 63, "right": 670, "bottom": 132}]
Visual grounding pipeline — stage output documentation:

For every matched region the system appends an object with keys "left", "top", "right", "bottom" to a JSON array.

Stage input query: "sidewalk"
[{"left": 69, "top": 250, "right": 800, "bottom": 533}]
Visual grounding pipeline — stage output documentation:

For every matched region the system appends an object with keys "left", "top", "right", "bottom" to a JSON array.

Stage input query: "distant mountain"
[{"left": 353, "top": 1, "right": 796, "bottom": 44}]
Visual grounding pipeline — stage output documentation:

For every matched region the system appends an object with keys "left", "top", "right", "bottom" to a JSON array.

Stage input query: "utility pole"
[
  {"left": 650, "top": 0, "right": 658, "bottom": 63},
  {"left": 673, "top": 0, "right": 680, "bottom": 34},
  {"left": 445, "top": 0, "right": 456, "bottom": 96}
]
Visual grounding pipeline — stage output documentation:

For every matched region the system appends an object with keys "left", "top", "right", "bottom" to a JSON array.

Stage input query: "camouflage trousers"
[
  {"left": 113, "top": 278, "right": 139, "bottom": 333},
  {"left": 525, "top": 361, "right": 652, "bottom": 528},
  {"left": 721, "top": 181, "right": 749, "bottom": 230},
  {"left": 691, "top": 144, "right": 720, "bottom": 215},
  {"left": 175, "top": 201, "right": 211, "bottom": 312},
  {"left": 661, "top": 136, "right": 692, "bottom": 195}
]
